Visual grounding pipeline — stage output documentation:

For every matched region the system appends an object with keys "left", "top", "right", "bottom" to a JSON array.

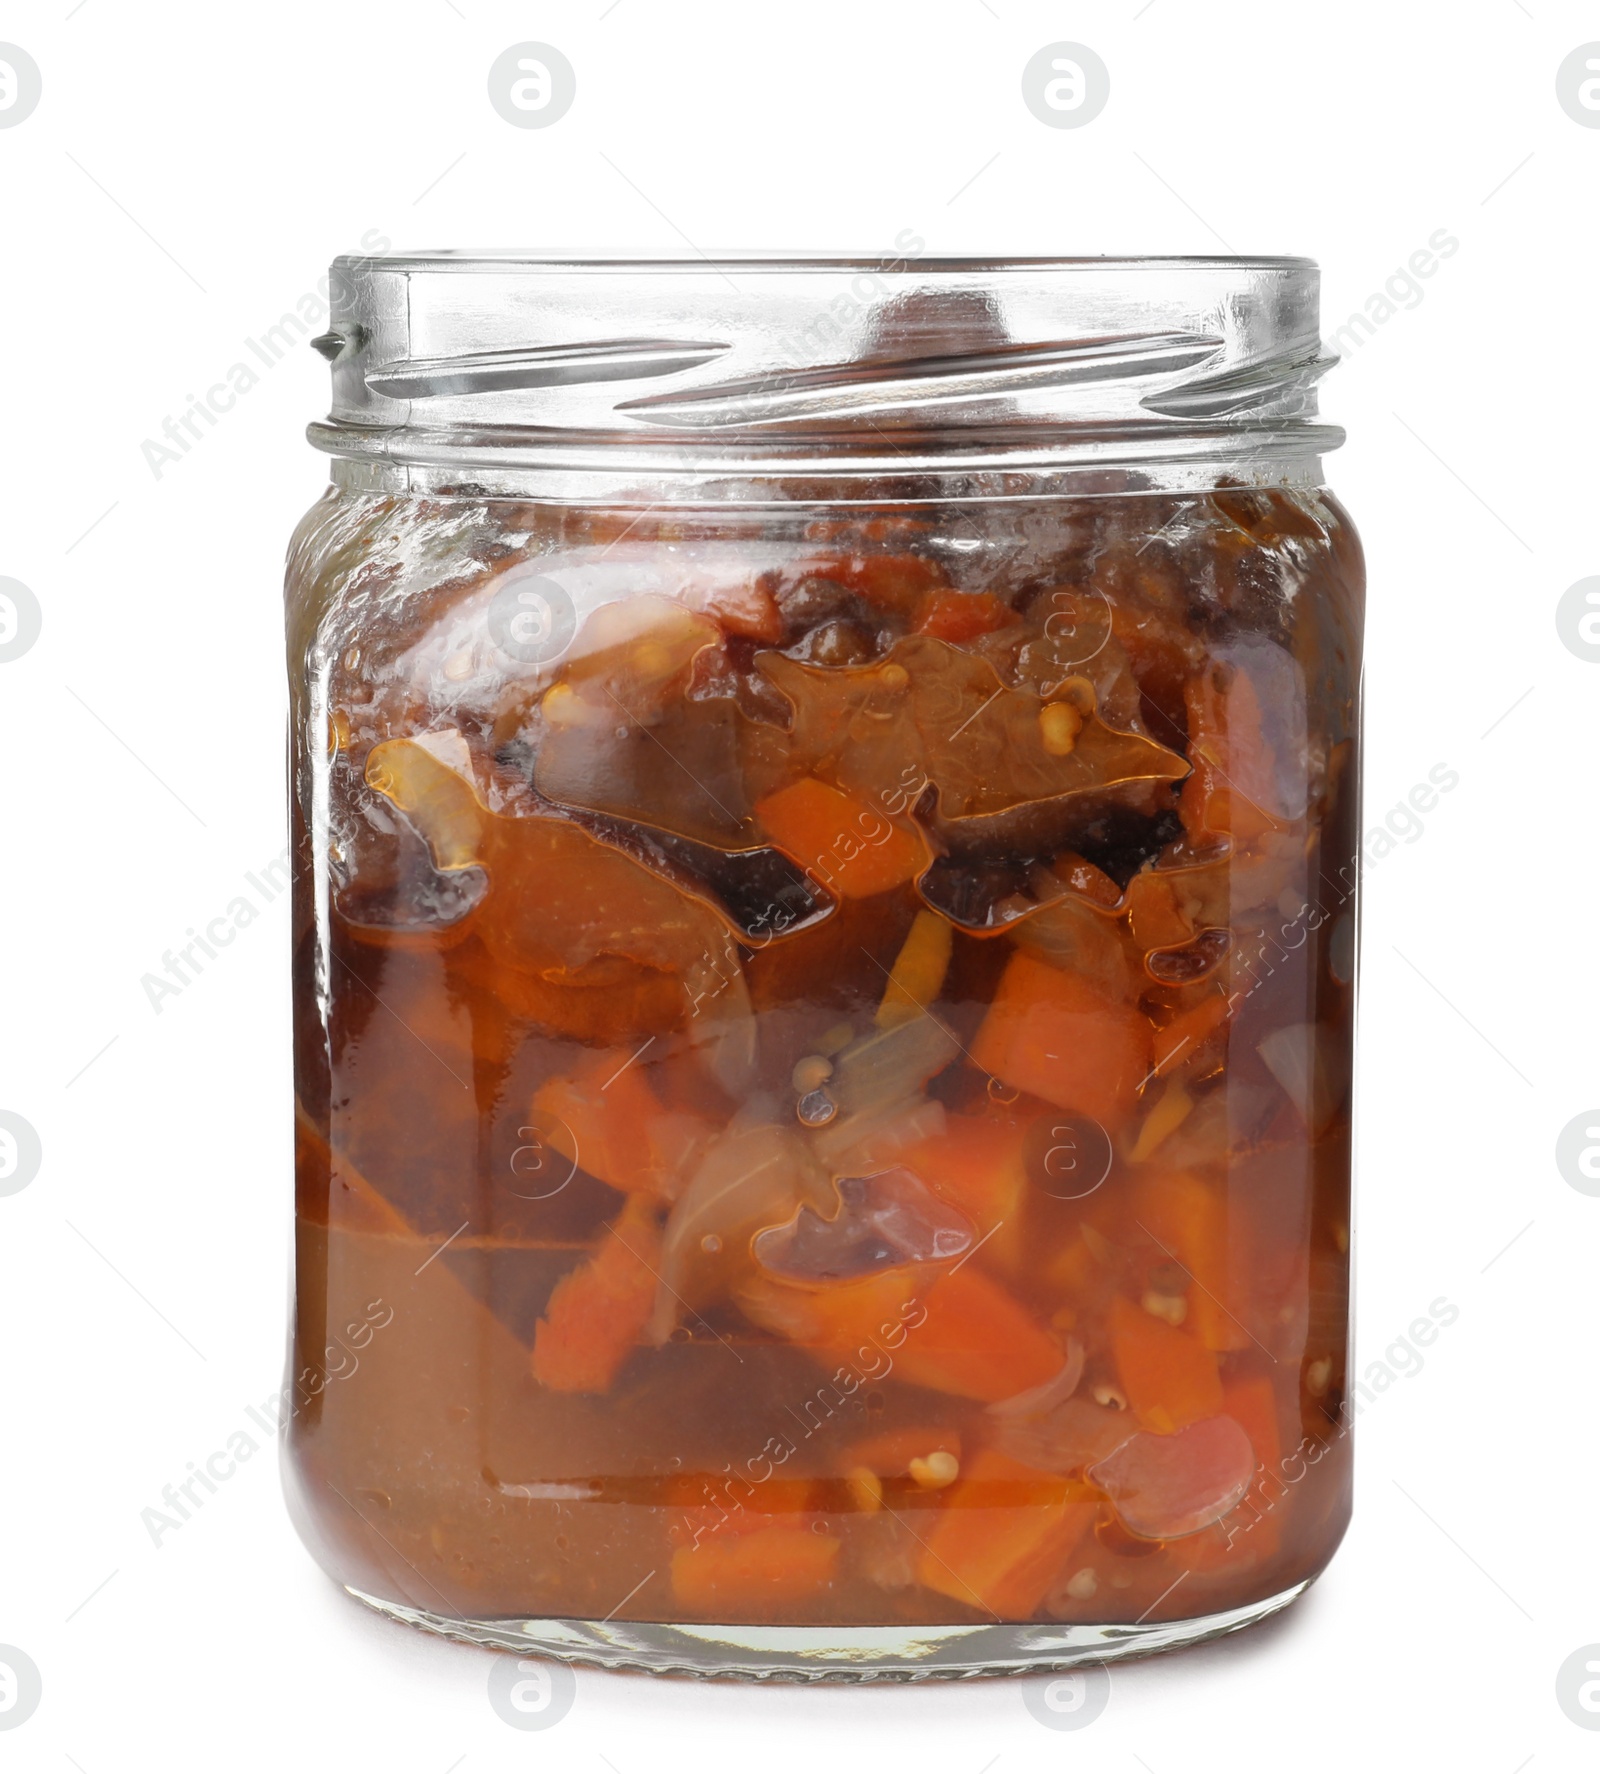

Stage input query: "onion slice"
[{"left": 1088, "top": 1414, "right": 1256, "bottom": 1539}]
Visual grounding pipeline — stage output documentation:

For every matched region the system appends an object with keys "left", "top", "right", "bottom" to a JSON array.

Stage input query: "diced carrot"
[
  {"left": 532, "top": 1049, "right": 657, "bottom": 1190},
  {"left": 913, "top": 587, "right": 1014, "bottom": 644},
  {"left": 1151, "top": 991, "right": 1230, "bottom": 1077},
  {"left": 530, "top": 1198, "right": 660, "bottom": 1394},
  {"left": 899, "top": 1114, "right": 1025, "bottom": 1239},
  {"left": 739, "top": 1263, "right": 1063, "bottom": 1405},
  {"left": 970, "top": 952, "right": 1149, "bottom": 1130},
  {"left": 894, "top": 1268, "right": 1065, "bottom": 1403},
  {"left": 734, "top": 1266, "right": 920, "bottom": 1372},
  {"left": 1134, "top": 1169, "right": 1246, "bottom": 1352},
  {"left": 1221, "top": 1372, "right": 1284, "bottom": 1557},
  {"left": 1109, "top": 1294, "right": 1224, "bottom": 1432},
  {"left": 666, "top": 1479, "right": 819, "bottom": 1546},
  {"left": 671, "top": 1523, "right": 840, "bottom": 1610},
  {"left": 755, "top": 777, "right": 925, "bottom": 899},
  {"left": 916, "top": 1449, "right": 1098, "bottom": 1618},
  {"left": 1046, "top": 1236, "right": 1099, "bottom": 1294},
  {"left": 1223, "top": 1374, "right": 1282, "bottom": 1474},
  {"left": 531, "top": 1047, "right": 708, "bottom": 1197}
]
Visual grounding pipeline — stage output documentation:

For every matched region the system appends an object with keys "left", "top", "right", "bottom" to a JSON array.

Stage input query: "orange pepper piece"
[
  {"left": 755, "top": 776, "right": 926, "bottom": 900},
  {"left": 916, "top": 1449, "right": 1097, "bottom": 1618},
  {"left": 530, "top": 1197, "right": 661, "bottom": 1394},
  {"left": 671, "top": 1524, "right": 841, "bottom": 1611},
  {"left": 1109, "top": 1294, "right": 1224, "bottom": 1431},
  {"left": 971, "top": 952, "right": 1150, "bottom": 1129}
]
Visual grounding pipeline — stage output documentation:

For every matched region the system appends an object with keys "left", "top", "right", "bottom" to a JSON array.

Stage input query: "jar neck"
[{"left": 311, "top": 254, "right": 1342, "bottom": 502}]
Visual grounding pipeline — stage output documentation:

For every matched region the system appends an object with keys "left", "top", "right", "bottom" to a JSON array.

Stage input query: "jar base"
[{"left": 344, "top": 1579, "right": 1313, "bottom": 1681}]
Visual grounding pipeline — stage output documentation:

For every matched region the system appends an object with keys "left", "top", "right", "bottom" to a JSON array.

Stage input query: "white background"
[{"left": 1, "top": 1, "right": 1596, "bottom": 1767}]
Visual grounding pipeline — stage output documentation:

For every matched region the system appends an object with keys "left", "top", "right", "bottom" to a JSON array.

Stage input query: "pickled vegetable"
[{"left": 288, "top": 485, "right": 1358, "bottom": 1632}]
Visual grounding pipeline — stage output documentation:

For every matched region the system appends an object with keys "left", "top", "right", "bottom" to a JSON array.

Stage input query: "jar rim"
[{"left": 343, "top": 250, "right": 1319, "bottom": 274}]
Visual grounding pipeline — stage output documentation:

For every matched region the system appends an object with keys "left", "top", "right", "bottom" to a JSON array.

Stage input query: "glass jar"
[{"left": 284, "top": 254, "right": 1362, "bottom": 1679}]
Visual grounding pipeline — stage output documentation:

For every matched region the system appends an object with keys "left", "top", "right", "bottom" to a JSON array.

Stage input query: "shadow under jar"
[{"left": 283, "top": 253, "right": 1363, "bottom": 1679}]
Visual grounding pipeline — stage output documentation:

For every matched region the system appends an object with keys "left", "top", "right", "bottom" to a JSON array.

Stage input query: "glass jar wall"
[{"left": 284, "top": 256, "right": 1362, "bottom": 1678}]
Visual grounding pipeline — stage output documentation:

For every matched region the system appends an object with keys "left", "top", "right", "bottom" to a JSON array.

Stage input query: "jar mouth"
[
  {"left": 310, "top": 252, "right": 1341, "bottom": 499},
  {"left": 351, "top": 250, "right": 1319, "bottom": 274}
]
